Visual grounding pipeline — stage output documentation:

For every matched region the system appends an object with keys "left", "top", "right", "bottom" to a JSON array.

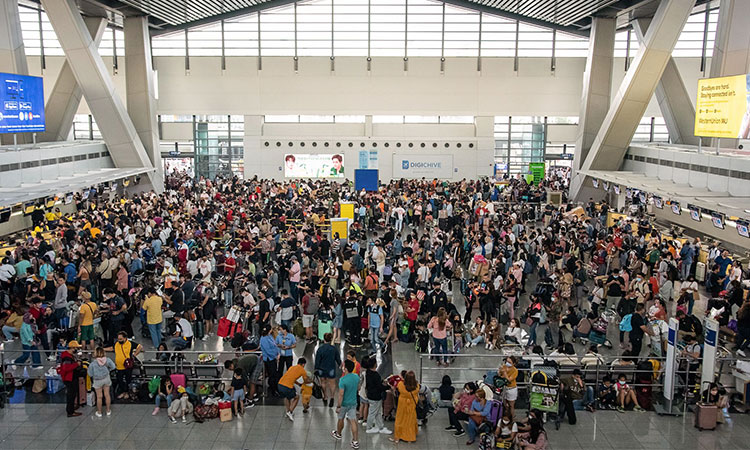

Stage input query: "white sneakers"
[
  {"left": 95, "top": 412, "right": 102, "bottom": 418},
  {"left": 379, "top": 428, "right": 391, "bottom": 434},
  {"left": 152, "top": 407, "right": 160, "bottom": 416},
  {"left": 285, "top": 411, "right": 294, "bottom": 421},
  {"left": 366, "top": 427, "right": 391, "bottom": 434}
]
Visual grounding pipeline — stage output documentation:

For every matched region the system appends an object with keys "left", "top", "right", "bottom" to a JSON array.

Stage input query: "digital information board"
[{"left": 0, "top": 72, "right": 45, "bottom": 134}]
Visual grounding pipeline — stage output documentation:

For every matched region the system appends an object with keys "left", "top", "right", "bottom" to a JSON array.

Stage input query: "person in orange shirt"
[{"left": 278, "top": 357, "right": 310, "bottom": 421}]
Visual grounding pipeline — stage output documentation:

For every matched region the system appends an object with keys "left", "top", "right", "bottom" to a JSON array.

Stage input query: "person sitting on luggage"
[
  {"left": 168, "top": 386, "right": 193, "bottom": 423},
  {"left": 445, "top": 382, "right": 477, "bottom": 437},
  {"left": 494, "top": 410, "right": 517, "bottom": 448},
  {"left": 614, "top": 373, "right": 644, "bottom": 412},
  {"left": 701, "top": 382, "right": 729, "bottom": 424},
  {"left": 465, "top": 388, "right": 492, "bottom": 446},
  {"left": 170, "top": 311, "right": 193, "bottom": 351},
  {"left": 597, "top": 376, "right": 617, "bottom": 410},
  {"left": 573, "top": 312, "right": 595, "bottom": 342}
]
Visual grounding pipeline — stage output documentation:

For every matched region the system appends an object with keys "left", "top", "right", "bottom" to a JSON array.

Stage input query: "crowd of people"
[{"left": 0, "top": 167, "right": 744, "bottom": 448}]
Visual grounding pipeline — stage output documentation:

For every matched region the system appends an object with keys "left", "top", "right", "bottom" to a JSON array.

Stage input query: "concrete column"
[
  {"left": 475, "top": 116, "right": 495, "bottom": 178},
  {"left": 40, "top": 0, "right": 157, "bottom": 188},
  {"left": 243, "top": 115, "right": 263, "bottom": 180},
  {"left": 708, "top": 0, "right": 750, "bottom": 149},
  {"left": 0, "top": 0, "right": 28, "bottom": 145},
  {"left": 574, "top": 17, "right": 615, "bottom": 172},
  {"left": 0, "top": 0, "right": 27, "bottom": 76},
  {"left": 571, "top": 0, "right": 696, "bottom": 200},
  {"left": 40, "top": 17, "right": 107, "bottom": 143},
  {"left": 125, "top": 16, "right": 163, "bottom": 192},
  {"left": 633, "top": 18, "right": 698, "bottom": 146}
]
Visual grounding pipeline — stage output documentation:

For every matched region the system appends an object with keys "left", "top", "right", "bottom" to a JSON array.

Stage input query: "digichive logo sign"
[{"left": 401, "top": 160, "right": 442, "bottom": 170}]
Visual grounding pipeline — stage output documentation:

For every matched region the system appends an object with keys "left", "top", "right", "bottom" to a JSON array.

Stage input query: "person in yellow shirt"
[
  {"left": 278, "top": 357, "right": 310, "bottom": 421},
  {"left": 104, "top": 331, "right": 143, "bottom": 400},
  {"left": 78, "top": 291, "right": 98, "bottom": 350},
  {"left": 142, "top": 287, "right": 165, "bottom": 349},
  {"left": 301, "top": 371, "right": 314, "bottom": 413}
]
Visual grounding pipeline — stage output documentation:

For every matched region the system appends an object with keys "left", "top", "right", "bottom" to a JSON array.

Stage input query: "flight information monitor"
[{"left": 0, "top": 72, "right": 45, "bottom": 133}]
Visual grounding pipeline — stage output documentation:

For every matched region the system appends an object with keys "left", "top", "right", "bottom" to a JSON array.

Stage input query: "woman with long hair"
[
  {"left": 390, "top": 371, "right": 419, "bottom": 443},
  {"left": 428, "top": 307, "right": 452, "bottom": 366},
  {"left": 87, "top": 346, "right": 115, "bottom": 417}
]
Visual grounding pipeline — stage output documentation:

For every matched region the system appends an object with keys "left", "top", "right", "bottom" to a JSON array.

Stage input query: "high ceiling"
[{"left": 63, "top": 0, "right": 712, "bottom": 36}]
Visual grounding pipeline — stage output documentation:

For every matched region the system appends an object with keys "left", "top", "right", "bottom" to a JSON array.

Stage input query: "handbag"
[
  {"left": 312, "top": 376, "right": 324, "bottom": 399},
  {"left": 118, "top": 342, "right": 134, "bottom": 370}
]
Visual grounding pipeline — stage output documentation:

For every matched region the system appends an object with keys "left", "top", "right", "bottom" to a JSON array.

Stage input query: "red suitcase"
[
  {"left": 217, "top": 317, "right": 231, "bottom": 338},
  {"left": 694, "top": 403, "right": 717, "bottom": 431}
]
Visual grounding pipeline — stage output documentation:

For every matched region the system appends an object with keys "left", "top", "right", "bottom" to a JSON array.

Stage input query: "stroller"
[{"left": 529, "top": 362, "right": 561, "bottom": 430}]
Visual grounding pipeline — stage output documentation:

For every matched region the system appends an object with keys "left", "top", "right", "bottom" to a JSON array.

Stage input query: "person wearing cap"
[
  {"left": 168, "top": 385, "right": 193, "bottom": 423},
  {"left": 57, "top": 340, "right": 82, "bottom": 417},
  {"left": 78, "top": 290, "right": 98, "bottom": 351}
]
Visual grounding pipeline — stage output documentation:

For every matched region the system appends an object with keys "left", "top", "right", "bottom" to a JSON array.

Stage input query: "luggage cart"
[{"left": 529, "top": 364, "right": 561, "bottom": 430}]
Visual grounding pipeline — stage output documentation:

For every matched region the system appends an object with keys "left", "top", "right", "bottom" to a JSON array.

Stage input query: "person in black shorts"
[{"left": 199, "top": 282, "right": 216, "bottom": 340}]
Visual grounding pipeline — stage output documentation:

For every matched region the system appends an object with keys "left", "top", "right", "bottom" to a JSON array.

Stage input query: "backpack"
[
  {"left": 307, "top": 295, "right": 320, "bottom": 316},
  {"left": 619, "top": 314, "right": 633, "bottom": 332},
  {"left": 147, "top": 376, "right": 161, "bottom": 395}
]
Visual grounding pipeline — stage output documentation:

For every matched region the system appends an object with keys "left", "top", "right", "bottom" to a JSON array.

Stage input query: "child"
[
  {"left": 597, "top": 376, "right": 617, "bottom": 410},
  {"left": 168, "top": 386, "right": 193, "bottom": 423},
  {"left": 484, "top": 317, "right": 500, "bottom": 350},
  {"left": 228, "top": 368, "right": 246, "bottom": 417},
  {"left": 614, "top": 373, "right": 643, "bottom": 413},
  {"left": 301, "top": 371, "right": 314, "bottom": 413},
  {"left": 438, "top": 375, "right": 455, "bottom": 408}
]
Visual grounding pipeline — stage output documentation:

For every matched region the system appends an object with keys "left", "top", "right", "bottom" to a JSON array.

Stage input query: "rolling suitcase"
[
  {"left": 696, "top": 262, "right": 706, "bottom": 283},
  {"left": 694, "top": 403, "right": 717, "bottom": 430}
]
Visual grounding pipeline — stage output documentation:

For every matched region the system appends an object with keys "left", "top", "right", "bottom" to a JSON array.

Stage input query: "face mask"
[
  {"left": 464, "top": 388, "right": 470, "bottom": 393},
  {"left": 502, "top": 419, "right": 510, "bottom": 424},
  {"left": 618, "top": 380, "right": 625, "bottom": 385},
  {"left": 505, "top": 362, "right": 512, "bottom": 367}
]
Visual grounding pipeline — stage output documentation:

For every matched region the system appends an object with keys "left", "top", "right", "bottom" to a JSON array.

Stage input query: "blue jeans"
[
  {"left": 2, "top": 325, "right": 18, "bottom": 341},
  {"left": 155, "top": 393, "right": 173, "bottom": 408},
  {"left": 433, "top": 337, "right": 448, "bottom": 363},
  {"left": 148, "top": 323, "right": 162, "bottom": 349},
  {"left": 15, "top": 344, "right": 41, "bottom": 365},
  {"left": 171, "top": 336, "right": 192, "bottom": 351},
  {"left": 369, "top": 327, "right": 383, "bottom": 353},
  {"left": 466, "top": 415, "right": 482, "bottom": 440},
  {"left": 573, "top": 386, "right": 595, "bottom": 410},
  {"left": 528, "top": 321, "right": 539, "bottom": 346},
  {"left": 289, "top": 281, "right": 299, "bottom": 302}
]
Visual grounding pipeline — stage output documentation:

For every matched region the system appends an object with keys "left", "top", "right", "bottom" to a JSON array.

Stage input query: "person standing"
[
  {"left": 105, "top": 331, "right": 143, "bottom": 400},
  {"left": 427, "top": 307, "right": 452, "bottom": 366},
  {"left": 88, "top": 347, "right": 115, "bottom": 417},
  {"left": 628, "top": 304, "right": 653, "bottom": 356},
  {"left": 57, "top": 340, "right": 82, "bottom": 417},
  {"left": 276, "top": 324, "right": 296, "bottom": 373},
  {"left": 260, "top": 326, "right": 280, "bottom": 396},
  {"left": 366, "top": 297, "right": 384, "bottom": 353},
  {"left": 77, "top": 291, "right": 97, "bottom": 350},
  {"left": 391, "top": 371, "right": 419, "bottom": 443},
  {"left": 315, "top": 332, "right": 341, "bottom": 407},
  {"left": 331, "top": 359, "right": 361, "bottom": 450},
  {"left": 364, "top": 357, "right": 390, "bottom": 434},
  {"left": 289, "top": 256, "right": 301, "bottom": 302},
  {"left": 142, "top": 287, "right": 164, "bottom": 349}
]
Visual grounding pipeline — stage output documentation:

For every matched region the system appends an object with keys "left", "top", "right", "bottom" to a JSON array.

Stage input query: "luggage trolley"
[{"left": 529, "top": 363, "right": 561, "bottom": 430}]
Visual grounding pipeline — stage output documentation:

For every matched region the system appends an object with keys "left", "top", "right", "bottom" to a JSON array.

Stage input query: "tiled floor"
[{"left": 0, "top": 401, "right": 748, "bottom": 449}]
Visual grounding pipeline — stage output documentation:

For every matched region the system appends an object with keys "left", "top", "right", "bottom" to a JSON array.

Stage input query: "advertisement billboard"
[
  {"left": 694, "top": 74, "right": 750, "bottom": 138},
  {"left": 284, "top": 154, "right": 345, "bottom": 178},
  {"left": 0, "top": 72, "right": 45, "bottom": 134},
  {"left": 392, "top": 154, "right": 453, "bottom": 179}
]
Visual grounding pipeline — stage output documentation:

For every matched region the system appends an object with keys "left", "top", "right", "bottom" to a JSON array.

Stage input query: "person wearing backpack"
[
  {"left": 617, "top": 291, "right": 636, "bottom": 349},
  {"left": 301, "top": 285, "right": 319, "bottom": 343}
]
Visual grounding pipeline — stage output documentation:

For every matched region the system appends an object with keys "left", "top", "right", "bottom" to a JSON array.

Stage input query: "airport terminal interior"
[{"left": 4, "top": 0, "right": 750, "bottom": 449}]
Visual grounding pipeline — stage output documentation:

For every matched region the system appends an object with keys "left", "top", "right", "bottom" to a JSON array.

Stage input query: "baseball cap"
[{"left": 67, "top": 340, "right": 82, "bottom": 349}]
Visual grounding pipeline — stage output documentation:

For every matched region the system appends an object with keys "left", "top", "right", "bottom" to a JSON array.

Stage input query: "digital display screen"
[
  {"left": 671, "top": 203, "right": 681, "bottom": 215},
  {"left": 0, "top": 72, "right": 45, "bottom": 133},
  {"left": 592, "top": 179, "right": 599, "bottom": 189},
  {"left": 737, "top": 220, "right": 749, "bottom": 238},
  {"left": 711, "top": 212, "right": 725, "bottom": 229},
  {"left": 284, "top": 154, "right": 345, "bottom": 178},
  {"left": 23, "top": 201, "right": 35, "bottom": 215},
  {"left": 613, "top": 185, "right": 621, "bottom": 195},
  {"left": 654, "top": 196, "right": 663, "bottom": 209},
  {"left": 0, "top": 208, "right": 10, "bottom": 223},
  {"left": 65, "top": 193, "right": 74, "bottom": 204},
  {"left": 688, "top": 204, "right": 700, "bottom": 222}
]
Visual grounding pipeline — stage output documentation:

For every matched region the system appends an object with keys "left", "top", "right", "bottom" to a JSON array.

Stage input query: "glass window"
[
  {"left": 370, "top": 0, "right": 406, "bottom": 57},
  {"left": 404, "top": 115, "right": 439, "bottom": 123},
  {"left": 260, "top": 5, "right": 296, "bottom": 56},
  {"left": 152, "top": 30, "right": 187, "bottom": 56},
  {"left": 224, "top": 15, "right": 259, "bottom": 56},
  {"left": 335, "top": 115, "right": 366, "bottom": 123},
  {"left": 300, "top": 115, "right": 335, "bottom": 122},
  {"left": 298, "top": 0, "right": 333, "bottom": 56},
  {"left": 440, "top": 116, "right": 474, "bottom": 124},
  {"left": 187, "top": 23, "right": 223, "bottom": 56},
  {"left": 373, "top": 115, "right": 405, "bottom": 123},
  {"left": 406, "top": 0, "right": 443, "bottom": 57},
  {"left": 480, "top": 14, "right": 516, "bottom": 57},
  {"left": 443, "top": 4, "right": 479, "bottom": 57},
  {"left": 264, "top": 115, "right": 300, "bottom": 123}
]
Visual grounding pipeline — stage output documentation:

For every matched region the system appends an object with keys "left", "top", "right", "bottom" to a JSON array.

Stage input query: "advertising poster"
[
  {"left": 392, "top": 154, "right": 453, "bottom": 179},
  {"left": 529, "top": 162, "right": 545, "bottom": 184},
  {"left": 358, "top": 150, "right": 379, "bottom": 169},
  {"left": 284, "top": 153, "right": 345, "bottom": 178},
  {"left": 695, "top": 74, "right": 750, "bottom": 138},
  {"left": 0, "top": 72, "right": 45, "bottom": 134}
]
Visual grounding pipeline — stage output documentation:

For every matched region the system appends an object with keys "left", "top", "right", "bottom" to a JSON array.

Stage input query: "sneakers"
[
  {"left": 47, "top": 355, "right": 56, "bottom": 361},
  {"left": 152, "top": 407, "right": 160, "bottom": 416},
  {"left": 454, "top": 430, "right": 466, "bottom": 437},
  {"left": 350, "top": 441, "right": 360, "bottom": 449},
  {"left": 616, "top": 406, "right": 625, "bottom": 413},
  {"left": 285, "top": 411, "right": 294, "bottom": 421},
  {"left": 181, "top": 416, "right": 187, "bottom": 423},
  {"left": 246, "top": 401, "right": 255, "bottom": 408},
  {"left": 379, "top": 428, "right": 391, "bottom": 434},
  {"left": 634, "top": 406, "right": 645, "bottom": 412},
  {"left": 3, "top": 339, "right": 13, "bottom": 343},
  {"left": 106, "top": 410, "right": 111, "bottom": 416},
  {"left": 445, "top": 426, "right": 456, "bottom": 431},
  {"left": 201, "top": 336, "right": 208, "bottom": 341},
  {"left": 366, "top": 428, "right": 380, "bottom": 434},
  {"left": 738, "top": 349, "right": 747, "bottom": 357},
  {"left": 170, "top": 417, "right": 177, "bottom": 423},
  {"left": 95, "top": 412, "right": 102, "bottom": 418},
  {"left": 329, "top": 398, "right": 334, "bottom": 408},
  {"left": 331, "top": 431, "right": 342, "bottom": 440},
  {"left": 31, "top": 365, "right": 43, "bottom": 370}
]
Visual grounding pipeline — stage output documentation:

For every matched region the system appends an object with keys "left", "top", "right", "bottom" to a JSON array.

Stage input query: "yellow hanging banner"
[
  {"left": 694, "top": 74, "right": 750, "bottom": 138},
  {"left": 330, "top": 218, "right": 349, "bottom": 240},
  {"left": 340, "top": 202, "right": 355, "bottom": 221}
]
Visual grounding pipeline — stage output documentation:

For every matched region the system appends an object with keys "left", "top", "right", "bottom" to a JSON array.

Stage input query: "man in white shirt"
[
  {"left": 0, "top": 258, "right": 15, "bottom": 286},
  {"left": 172, "top": 311, "right": 194, "bottom": 350}
]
